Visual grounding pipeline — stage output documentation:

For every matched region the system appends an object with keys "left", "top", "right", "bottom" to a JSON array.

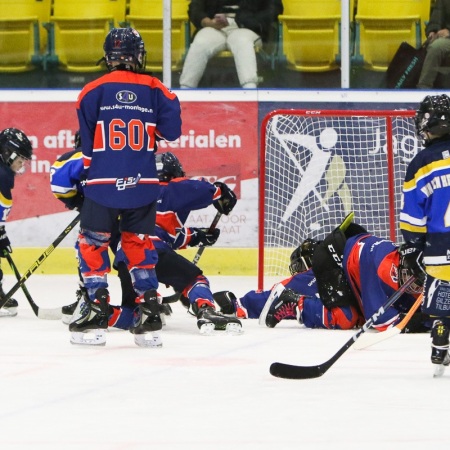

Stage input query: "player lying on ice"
[
  {"left": 51, "top": 142, "right": 241, "bottom": 335},
  {"left": 215, "top": 214, "right": 430, "bottom": 334}
]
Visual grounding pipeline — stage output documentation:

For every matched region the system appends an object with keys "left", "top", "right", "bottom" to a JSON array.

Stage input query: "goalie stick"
[
  {"left": 269, "top": 275, "right": 417, "bottom": 380},
  {"left": 5, "top": 253, "right": 62, "bottom": 320},
  {"left": 162, "top": 211, "right": 223, "bottom": 303},
  {"left": 0, "top": 214, "right": 80, "bottom": 311},
  {"left": 353, "top": 293, "right": 423, "bottom": 350}
]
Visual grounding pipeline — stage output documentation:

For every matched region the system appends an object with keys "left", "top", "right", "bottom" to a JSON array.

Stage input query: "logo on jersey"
[
  {"left": 116, "top": 174, "right": 141, "bottom": 190},
  {"left": 116, "top": 90, "right": 137, "bottom": 104}
]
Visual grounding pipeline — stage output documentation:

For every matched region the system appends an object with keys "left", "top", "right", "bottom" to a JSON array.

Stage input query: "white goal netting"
[{"left": 259, "top": 109, "right": 420, "bottom": 286}]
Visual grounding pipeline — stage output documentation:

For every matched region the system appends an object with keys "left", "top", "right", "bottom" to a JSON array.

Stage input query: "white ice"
[{"left": 0, "top": 274, "right": 449, "bottom": 450}]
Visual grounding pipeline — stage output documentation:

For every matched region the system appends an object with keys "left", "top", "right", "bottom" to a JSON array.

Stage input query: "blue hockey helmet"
[
  {"left": 0, "top": 127, "right": 33, "bottom": 166},
  {"left": 415, "top": 94, "right": 450, "bottom": 145},
  {"left": 103, "top": 27, "right": 146, "bottom": 72},
  {"left": 155, "top": 152, "right": 185, "bottom": 182}
]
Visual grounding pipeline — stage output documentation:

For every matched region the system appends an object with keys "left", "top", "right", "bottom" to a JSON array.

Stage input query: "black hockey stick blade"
[
  {"left": 5, "top": 253, "right": 62, "bottom": 320},
  {"left": 269, "top": 275, "right": 417, "bottom": 380}
]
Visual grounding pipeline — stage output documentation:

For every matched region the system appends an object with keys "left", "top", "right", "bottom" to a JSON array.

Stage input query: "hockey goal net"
[{"left": 258, "top": 109, "right": 419, "bottom": 289}]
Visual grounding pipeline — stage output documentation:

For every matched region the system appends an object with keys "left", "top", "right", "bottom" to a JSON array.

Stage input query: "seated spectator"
[
  {"left": 179, "top": 0, "right": 283, "bottom": 89},
  {"left": 417, "top": 0, "right": 450, "bottom": 89}
]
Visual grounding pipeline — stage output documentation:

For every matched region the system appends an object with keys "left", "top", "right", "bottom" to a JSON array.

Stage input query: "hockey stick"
[
  {"left": 4, "top": 253, "right": 62, "bottom": 320},
  {"left": 353, "top": 293, "right": 423, "bottom": 350},
  {"left": 0, "top": 214, "right": 80, "bottom": 310},
  {"left": 162, "top": 211, "right": 223, "bottom": 303},
  {"left": 269, "top": 275, "right": 417, "bottom": 379}
]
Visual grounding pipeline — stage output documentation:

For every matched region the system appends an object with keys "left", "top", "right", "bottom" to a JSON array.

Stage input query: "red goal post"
[{"left": 258, "top": 109, "right": 418, "bottom": 289}]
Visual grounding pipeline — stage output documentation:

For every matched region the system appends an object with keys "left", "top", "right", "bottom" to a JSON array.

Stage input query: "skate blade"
[
  {"left": 70, "top": 330, "right": 106, "bottom": 346},
  {"left": 199, "top": 322, "right": 243, "bottom": 336},
  {"left": 134, "top": 331, "right": 163, "bottom": 348},
  {"left": 0, "top": 308, "right": 17, "bottom": 318},
  {"left": 433, "top": 364, "right": 446, "bottom": 378}
]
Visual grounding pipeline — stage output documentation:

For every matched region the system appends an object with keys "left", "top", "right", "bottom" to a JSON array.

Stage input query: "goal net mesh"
[{"left": 259, "top": 110, "right": 419, "bottom": 285}]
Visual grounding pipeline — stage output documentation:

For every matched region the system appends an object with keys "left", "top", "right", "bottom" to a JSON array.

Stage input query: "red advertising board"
[{"left": 0, "top": 100, "right": 258, "bottom": 221}]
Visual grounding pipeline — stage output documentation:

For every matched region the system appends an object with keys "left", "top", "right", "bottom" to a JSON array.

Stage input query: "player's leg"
[
  {"left": 0, "top": 266, "right": 18, "bottom": 317},
  {"left": 69, "top": 198, "right": 114, "bottom": 345},
  {"left": 120, "top": 203, "right": 162, "bottom": 347},
  {"left": 157, "top": 246, "right": 242, "bottom": 334},
  {"left": 422, "top": 275, "right": 450, "bottom": 376}
]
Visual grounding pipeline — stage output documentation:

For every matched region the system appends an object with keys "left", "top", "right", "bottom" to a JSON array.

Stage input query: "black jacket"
[
  {"left": 188, "top": 0, "right": 284, "bottom": 42},
  {"left": 426, "top": 0, "right": 450, "bottom": 35}
]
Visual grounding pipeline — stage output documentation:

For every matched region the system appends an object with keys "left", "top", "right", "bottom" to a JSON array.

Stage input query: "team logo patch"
[
  {"left": 116, "top": 174, "right": 141, "bottom": 191},
  {"left": 116, "top": 90, "right": 137, "bottom": 104}
]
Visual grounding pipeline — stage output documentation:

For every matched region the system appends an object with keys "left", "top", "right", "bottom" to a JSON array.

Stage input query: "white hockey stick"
[{"left": 353, "top": 293, "right": 423, "bottom": 350}]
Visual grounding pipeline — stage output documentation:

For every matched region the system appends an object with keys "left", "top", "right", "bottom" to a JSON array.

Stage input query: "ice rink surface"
[{"left": 1, "top": 274, "right": 449, "bottom": 450}]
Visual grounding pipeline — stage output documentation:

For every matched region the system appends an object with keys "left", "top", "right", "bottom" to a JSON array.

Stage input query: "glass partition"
[{"left": 0, "top": 0, "right": 435, "bottom": 90}]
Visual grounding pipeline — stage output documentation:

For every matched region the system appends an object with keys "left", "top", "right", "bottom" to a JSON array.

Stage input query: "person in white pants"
[{"left": 179, "top": 0, "right": 283, "bottom": 89}]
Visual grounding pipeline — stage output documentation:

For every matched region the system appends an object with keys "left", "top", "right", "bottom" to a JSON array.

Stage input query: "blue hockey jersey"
[
  {"left": 400, "top": 137, "right": 450, "bottom": 281},
  {"left": 76, "top": 70, "right": 182, "bottom": 209},
  {"left": 0, "top": 162, "right": 15, "bottom": 226}
]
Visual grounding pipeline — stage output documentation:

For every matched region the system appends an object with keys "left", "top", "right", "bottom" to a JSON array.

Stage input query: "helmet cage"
[
  {"left": 0, "top": 127, "right": 33, "bottom": 167},
  {"left": 289, "top": 238, "right": 319, "bottom": 275}
]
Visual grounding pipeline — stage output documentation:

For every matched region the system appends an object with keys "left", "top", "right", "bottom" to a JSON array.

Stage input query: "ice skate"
[
  {"left": 431, "top": 320, "right": 450, "bottom": 377},
  {"left": 0, "top": 282, "right": 18, "bottom": 317},
  {"left": 69, "top": 288, "right": 109, "bottom": 346},
  {"left": 213, "top": 291, "right": 248, "bottom": 319},
  {"left": 195, "top": 301, "right": 243, "bottom": 335},
  {"left": 61, "top": 287, "right": 87, "bottom": 324},
  {"left": 130, "top": 289, "right": 163, "bottom": 348},
  {"left": 260, "top": 286, "right": 303, "bottom": 328}
]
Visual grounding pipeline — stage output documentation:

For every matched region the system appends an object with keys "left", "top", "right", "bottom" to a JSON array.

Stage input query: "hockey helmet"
[
  {"left": 415, "top": 94, "right": 450, "bottom": 145},
  {"left": 155, "top": 152, "right": 185, "bottom": 182},
  {"left": 398, "top": 243, "right": 425, "bottom": 295},
  {"left": 103, "top": 27, "right": 146, "bottom": 72},
  {"left": 0, "top": 127, "right": 33, "bottom": 167},
  {"left": 289, "top": 238, "right": 320, "bottom": 275}
]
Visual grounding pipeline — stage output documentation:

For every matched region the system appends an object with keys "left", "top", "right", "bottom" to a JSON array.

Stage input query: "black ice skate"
[
  {"left": 431, "top": 320, "right": 450, "bottom": 377},
  {"left": 130, "top": 289, "right": 163, "bottom": 348},
  {"left": 259, "top": 285, "right": 302, "bottom": 328},
  {"left": 0, "top": 283, "right": 18, "bottom": 317},
  {"left": 69, "top": 288, "right": 109, "bottom": 346},
  {"left": 195, "top": 302, "right": 243, "bottom": 335},
  {"left": 61, "top": 287, "right": 88, "bottom": 324}
]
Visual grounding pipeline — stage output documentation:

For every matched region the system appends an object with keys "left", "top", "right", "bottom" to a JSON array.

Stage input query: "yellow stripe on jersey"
[
  {"left": 0, "top": 190, "right": 12, "bottom": 208},
  {"left": 427, "top": 265, "right": 450, "bottom": 282},
  {"left": 403, "top": 158, "right": 450, "bottom": 191},
  {"left": 399, "top": 222, "right": 427, "bottom": 233}
]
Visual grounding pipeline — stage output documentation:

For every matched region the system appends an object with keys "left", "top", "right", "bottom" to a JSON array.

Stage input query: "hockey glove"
[
  {"left": 0, "top": 226, "right": 12, "bottom": 256},
  {"left": 213, "top": 182, "right": 237, "bottom": 215},
  {"left": 63, "top": 192, "right": 84, "bottom": 211},
  {"left": 189, "top": 228, "right": 220, "bottom": 247}
]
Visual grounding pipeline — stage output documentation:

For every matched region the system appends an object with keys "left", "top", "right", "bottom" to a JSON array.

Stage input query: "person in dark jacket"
[
  {"left": 179, "top": 0, "right": 283, "bottom": 88},
  {"left": 417, "top": 0, "right": 450, "bottom": 88}
]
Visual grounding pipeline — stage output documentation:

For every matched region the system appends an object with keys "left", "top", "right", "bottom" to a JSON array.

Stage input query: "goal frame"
[{"left": 258, "top": 108, "right": 416, "bottom": 289}]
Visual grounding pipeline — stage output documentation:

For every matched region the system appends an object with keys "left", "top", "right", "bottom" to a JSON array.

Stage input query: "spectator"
[
  {"left": 417, "top": 0, "right": 450, "bottom": 89},
  {"left": 179, "top": 0, "right": 283, "bottom": 89}
]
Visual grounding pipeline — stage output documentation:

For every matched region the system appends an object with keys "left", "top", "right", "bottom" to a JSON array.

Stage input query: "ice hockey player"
[
  {"left": 220, "top": 215, "right": 429, "bottom": 334},
  {"left": 400, "top": 94, "right": 450, "bottom": 376},
  {"left": 51, "top": 144, "right": 242, "bottom": 334},
  {"left": 0, "top": 128, "right": 33, "bottom": 317},
  {"left": 72, "top": 27, "right": 182, "bottom": 347},
  {"left": 112, "top": 151, "right": 241, "bottom": 334}
]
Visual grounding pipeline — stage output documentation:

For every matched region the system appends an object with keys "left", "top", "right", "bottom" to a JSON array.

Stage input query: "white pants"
[{"left": 180, "top": 24, "right": 262, "bottom": 88}]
